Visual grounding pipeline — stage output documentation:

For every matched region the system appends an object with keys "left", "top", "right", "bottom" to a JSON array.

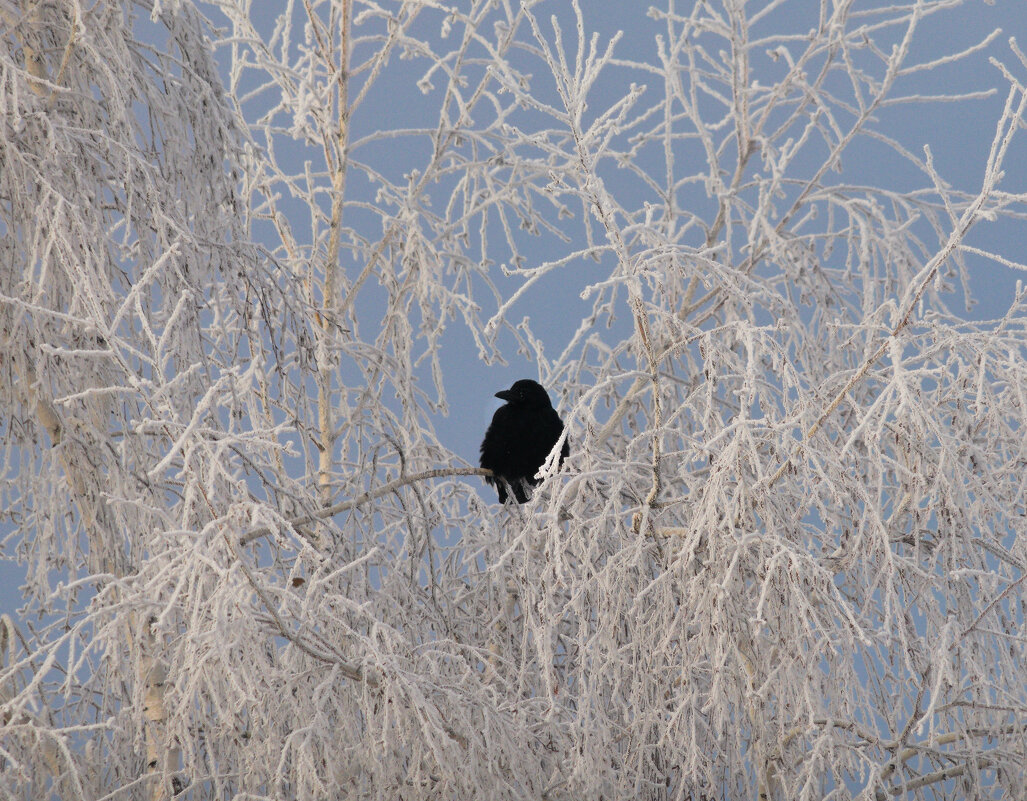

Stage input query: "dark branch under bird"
[{"left": 479, "top": 379, "right": 569, "bottom": 504}]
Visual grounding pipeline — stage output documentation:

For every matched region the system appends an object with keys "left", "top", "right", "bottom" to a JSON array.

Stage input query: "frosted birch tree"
[{"left": 2, "top": 0, "right": 1026, "bottom": 799}]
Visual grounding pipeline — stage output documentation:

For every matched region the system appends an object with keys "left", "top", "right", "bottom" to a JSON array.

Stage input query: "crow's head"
[{"left": 495, "top": 379, "right": 553, "bottom": 408}]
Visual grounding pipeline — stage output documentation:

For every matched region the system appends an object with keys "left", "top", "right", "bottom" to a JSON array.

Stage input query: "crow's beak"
[{"left": 495, "top": 389, "right": 514, "bottom": 401}]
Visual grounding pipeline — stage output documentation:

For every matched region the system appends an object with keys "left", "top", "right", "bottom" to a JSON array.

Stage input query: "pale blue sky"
[{"left": 2, "top": 0, "right": 1023, "bottom": 637}]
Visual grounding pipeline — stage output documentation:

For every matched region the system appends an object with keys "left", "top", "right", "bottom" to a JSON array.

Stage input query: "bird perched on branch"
[{"left": 480, "top": 379, "right": 569, "bottom": 503}]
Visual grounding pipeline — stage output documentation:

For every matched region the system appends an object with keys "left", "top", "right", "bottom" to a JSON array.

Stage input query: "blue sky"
[{"left": 2, "top": 0, "right": 1024, "bottom": 713}]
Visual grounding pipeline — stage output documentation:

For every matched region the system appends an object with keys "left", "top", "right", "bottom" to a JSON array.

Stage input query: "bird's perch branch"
[{"left": 240, "top": 467, "right": 492, "bottom": 545}]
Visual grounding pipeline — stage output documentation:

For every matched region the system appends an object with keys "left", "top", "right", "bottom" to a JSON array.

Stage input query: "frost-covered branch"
[{"left": 1, "top": 1, "right": 1025, "bottom": 799}]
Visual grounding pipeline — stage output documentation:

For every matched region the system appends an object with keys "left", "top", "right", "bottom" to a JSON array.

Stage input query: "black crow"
[{"left": 479, "top": 379, "right": 569, "bottom": 503}]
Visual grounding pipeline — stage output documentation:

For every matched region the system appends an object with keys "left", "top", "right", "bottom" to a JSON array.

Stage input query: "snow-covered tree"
[{"left": 2, "top": 0, "right": 1026, "bottom": 798}]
